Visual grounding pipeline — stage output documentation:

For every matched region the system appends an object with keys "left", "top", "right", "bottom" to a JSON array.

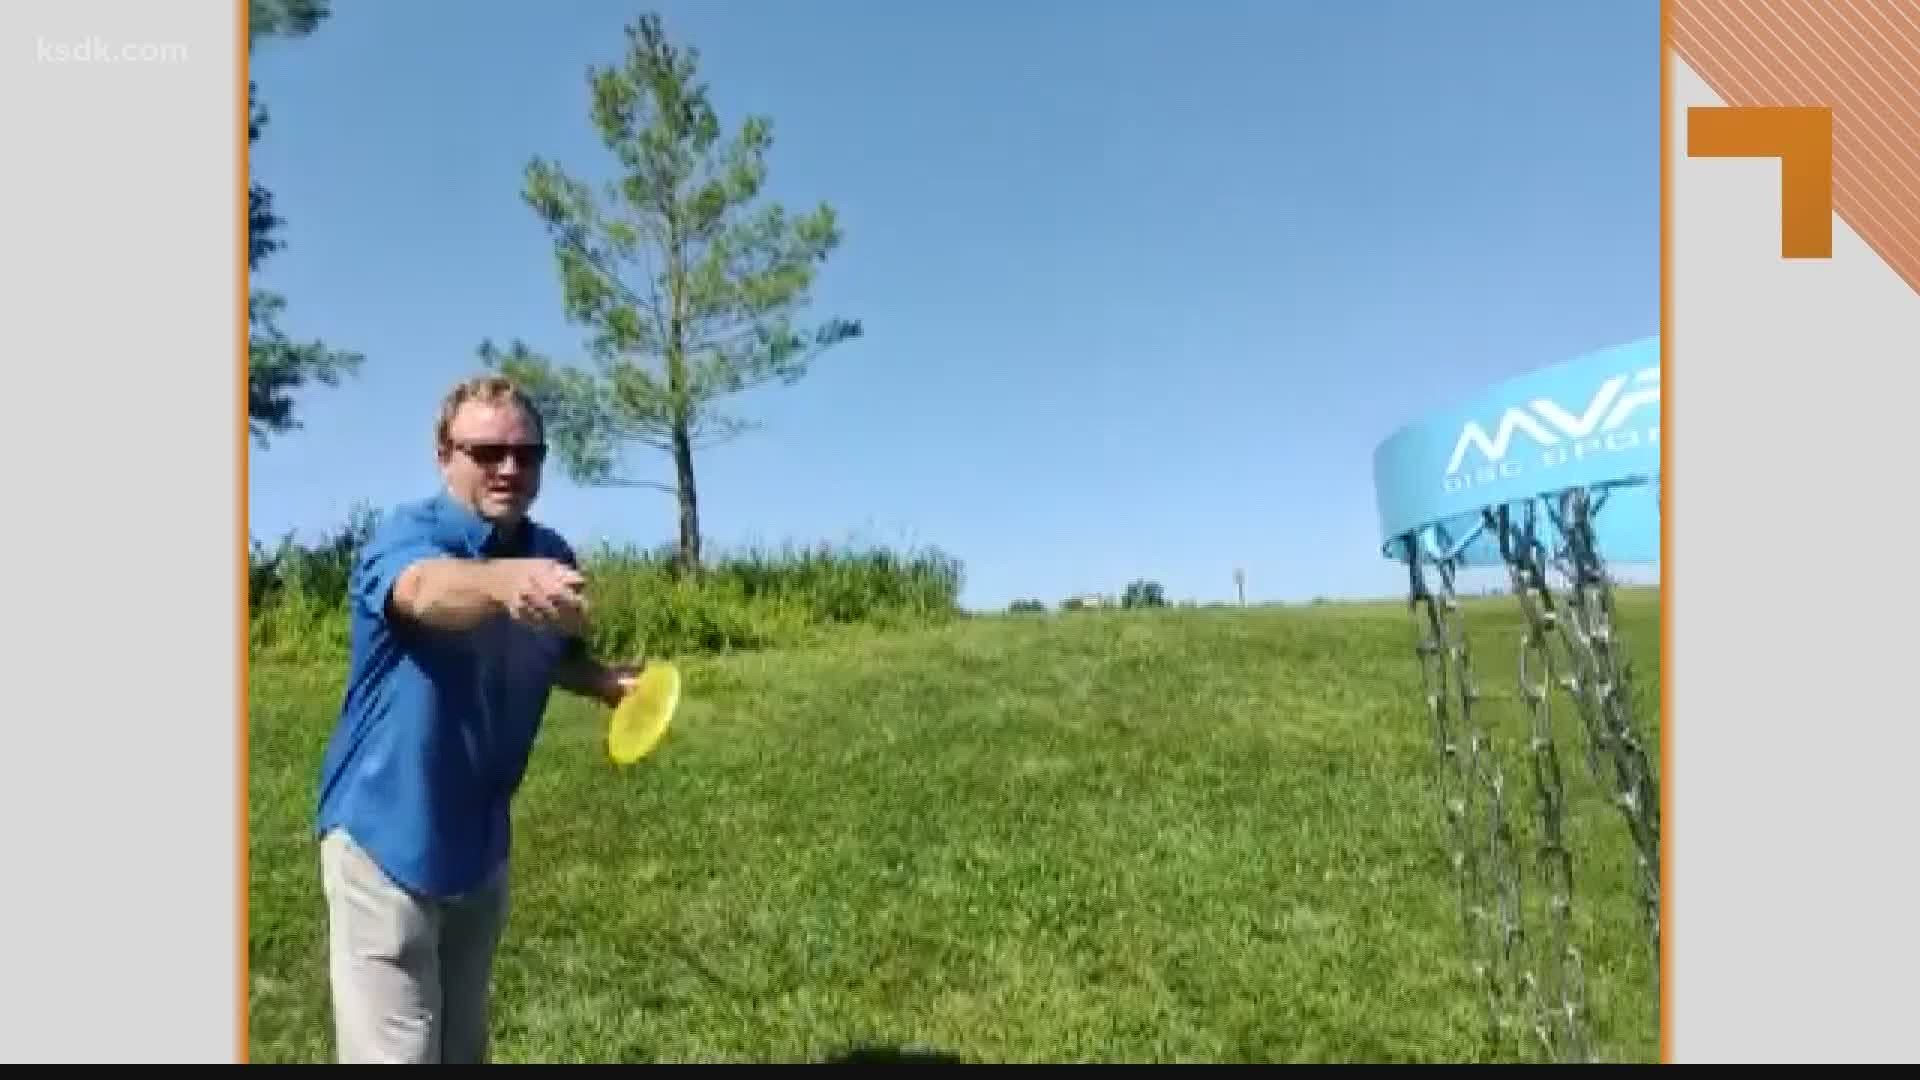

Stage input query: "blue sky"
[{"left": 247, "top": 0, "right": 1660, "bottom": 611}]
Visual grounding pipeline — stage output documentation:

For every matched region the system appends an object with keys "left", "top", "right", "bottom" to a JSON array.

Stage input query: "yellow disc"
[{"left": 607, "top": 661, "right": 682, "bottom": 765}]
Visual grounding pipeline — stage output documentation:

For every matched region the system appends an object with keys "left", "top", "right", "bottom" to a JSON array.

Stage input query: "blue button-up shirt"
[{"left": 316, "top": 492, "right": 581, "bottom": 898}]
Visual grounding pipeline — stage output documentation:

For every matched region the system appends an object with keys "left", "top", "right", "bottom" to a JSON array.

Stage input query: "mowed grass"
[{"left": 248, "top": 591, "right": 1661, "bottom": 1063}]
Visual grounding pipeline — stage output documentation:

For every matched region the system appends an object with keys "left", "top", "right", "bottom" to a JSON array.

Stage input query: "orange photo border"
[
  {"left": 235, "top": 0, "right": 252, "bottom": 1065},
  {"left": 1658, "top": 0, "right": 1672, "bottom": 1064}
]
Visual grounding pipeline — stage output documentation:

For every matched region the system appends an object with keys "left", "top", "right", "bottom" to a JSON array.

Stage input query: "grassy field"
[{"left": 247, "top": 590, "right": 1661, "bottom": 1064}]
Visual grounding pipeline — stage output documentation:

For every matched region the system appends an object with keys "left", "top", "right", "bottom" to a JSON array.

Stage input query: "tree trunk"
[
  {"left": 671, "top": 416, "right": 700, "bottom": 577},
  {"left": 664, "top": 229, "right": 700, "bottom": 578}
]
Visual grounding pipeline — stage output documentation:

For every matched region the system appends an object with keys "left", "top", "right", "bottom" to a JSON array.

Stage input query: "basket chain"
[
  {"left": 1403, "top": 484, "right": 1661, "bottom": 1062},
  {"left": 1405, "top": 551, "right": 1537, "bottom": 1060},
  {"left": 1547, "top": 489, "right": 1662, "bottom": 957},
  {"left": 1492, "top": 502, "right": 1595, "bottom": 1063}
]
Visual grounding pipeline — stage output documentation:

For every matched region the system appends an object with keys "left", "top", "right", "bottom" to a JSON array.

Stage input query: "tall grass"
[{"left": 249, "top": 507, "right": 967, "bottom": 666}]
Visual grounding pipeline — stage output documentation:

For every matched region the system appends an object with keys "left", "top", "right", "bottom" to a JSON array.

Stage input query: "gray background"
[
  {"left": 0, "top": 0, "right": 238, "bottom": 1064},
  {"left": 1671, "top": 52, "right": 1920, "bottom": 1065}
]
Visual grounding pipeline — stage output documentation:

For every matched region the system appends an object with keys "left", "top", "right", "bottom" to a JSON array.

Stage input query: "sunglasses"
[{"left": 452, "top": 441, "right": 548, "bottom": 468}]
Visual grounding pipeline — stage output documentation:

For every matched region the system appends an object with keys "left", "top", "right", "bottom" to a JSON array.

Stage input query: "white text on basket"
[{"left": 1442, "top": 366, "right": 1658, "bottom": 494}]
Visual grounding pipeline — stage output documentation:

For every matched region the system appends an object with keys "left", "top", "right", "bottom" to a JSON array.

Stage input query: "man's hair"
[{"left": 434, "top": 375, "right": 545, "bottom": 452}]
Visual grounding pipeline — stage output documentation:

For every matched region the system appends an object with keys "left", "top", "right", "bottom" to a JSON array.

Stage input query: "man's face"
[{"left": 438, "top": 399, "right": 545, "bottom": 526}]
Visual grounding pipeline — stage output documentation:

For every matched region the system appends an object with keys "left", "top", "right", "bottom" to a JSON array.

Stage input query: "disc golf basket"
[{"left": 1371, "top": 338, "right": 1661, "bottom": 1064}]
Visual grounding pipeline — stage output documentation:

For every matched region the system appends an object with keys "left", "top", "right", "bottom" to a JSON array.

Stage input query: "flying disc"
[{"left": 607, "top": 661, "right": 682, "bottom": 766}]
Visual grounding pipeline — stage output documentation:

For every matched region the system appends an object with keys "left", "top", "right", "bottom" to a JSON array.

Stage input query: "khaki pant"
[{"left": 319, "top": 829, "right": 509, "bottom": 1064}]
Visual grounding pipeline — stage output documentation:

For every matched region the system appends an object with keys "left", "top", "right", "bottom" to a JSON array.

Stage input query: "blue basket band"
[{"left": 1372, "top": 336, "right": 1661, "bottom": 567}]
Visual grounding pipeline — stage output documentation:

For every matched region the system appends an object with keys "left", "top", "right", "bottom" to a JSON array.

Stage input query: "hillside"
[{"left": 247, "top": 594, "right": 1661, "bottom": 1063}]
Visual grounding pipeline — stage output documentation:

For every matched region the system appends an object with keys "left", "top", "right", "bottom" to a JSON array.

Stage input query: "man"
[{"left": 314, "top": 375, "right": 638, "bottom": 1064}]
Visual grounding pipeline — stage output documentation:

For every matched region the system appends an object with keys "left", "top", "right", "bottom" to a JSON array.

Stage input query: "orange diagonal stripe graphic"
[{"left": 1671, "top": 0, "right": 1920, "bottom": 293}]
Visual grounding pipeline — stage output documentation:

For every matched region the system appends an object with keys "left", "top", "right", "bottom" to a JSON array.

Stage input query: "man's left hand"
[{"left": 597, "top": 662, "right": 642, "bottom": 709}]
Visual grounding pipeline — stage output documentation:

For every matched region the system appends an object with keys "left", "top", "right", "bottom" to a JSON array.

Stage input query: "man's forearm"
[
  {"left": 391, "top": 559, "right": 508, "bottom": 631},
  {"left": 555, "top": 651, "right": 622, "bottom": 707}
]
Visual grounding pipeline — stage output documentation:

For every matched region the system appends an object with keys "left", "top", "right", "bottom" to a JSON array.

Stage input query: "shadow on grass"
[{"left": 823, "top": 1044, "right": 967, "bottom": 1064}]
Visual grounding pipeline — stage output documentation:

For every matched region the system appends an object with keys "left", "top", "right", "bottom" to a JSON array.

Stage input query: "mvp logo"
[{"left": 1443, "top": 366, "right": 1659, "bottom": 484}]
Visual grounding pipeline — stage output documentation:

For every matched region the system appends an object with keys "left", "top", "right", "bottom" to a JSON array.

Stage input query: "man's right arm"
[
  {"left": 384, "top": 555, "right": 588, "bottom": 636},
  {"left": 389, "top": 559, "right": 512, "bottom": 632},
  {"left": 351, "top": 513, "right": 587, "bottom": 636}
]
